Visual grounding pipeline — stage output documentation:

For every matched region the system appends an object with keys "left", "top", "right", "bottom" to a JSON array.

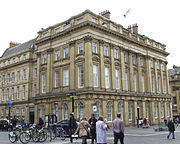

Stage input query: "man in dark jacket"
[
  {"left": 167, "top": 118, "right": 175, "bottom": 139},
  {"left": 88, "top": 113, "right": 97, "bottom": 144},
  {"left": 11, "top": 115, "right": 17, "bottom": 128},
  {"left": 69, "top": 113, "right": 76, "bottom": 143}
]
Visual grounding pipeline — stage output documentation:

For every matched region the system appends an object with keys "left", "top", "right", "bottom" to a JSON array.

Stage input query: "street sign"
[
  {"left": 7, "top": 101, "right": 12, "bottom": 107},
  {"left": 54, "top": 100, "right": 58, "bottom": 105}
]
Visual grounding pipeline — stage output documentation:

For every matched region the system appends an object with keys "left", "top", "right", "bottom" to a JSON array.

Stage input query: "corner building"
[{"left": 1, "top": 10, "right": 172, "bottom": 126}]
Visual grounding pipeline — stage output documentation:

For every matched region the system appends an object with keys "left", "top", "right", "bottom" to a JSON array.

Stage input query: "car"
[
  {"left": 54, "top": 119, "right": 79, "bottom": 135},
  {"left": 0, "top": 119, "right": 12, "bottom": 131}
]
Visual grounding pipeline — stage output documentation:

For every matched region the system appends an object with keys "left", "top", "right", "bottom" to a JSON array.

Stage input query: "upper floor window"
[
  {"left": 1, "top": 89, "right": 4, "bottom": 101},
  {"left": 42, "top": 74, "right": 46, "bottom": 93},
  {"left": 43, "top": 33, "right": 48, "bottom": 38},
  {"left": 150, "top": 60, "right": 153, "bottom": 68},
  {"left": 34, "top": 68, "right": 37, "bottom": 79},
  {"left": 22, "top": 85, "right": 25, "bottom": 99},
  {"left": 105, "top": 67, "right": 110, "bottom": 88},
  {"left": 115, "top": 69, "right": 120, "bottom": 89},
  {"left": 156, "top": 61, "right": 159, "bottom": 69},
  {"left": 63, "top": 69, "right": 69, "bottom": 86},
  {"left": 158, "top": 77, "right": 161, "bottom": 93},
  {"left": 12, "top": 72, "right": 15, "bottom": 82},
  {"left": 132, "top": 55, "right": 135, "bottom": 64},
  {"left": 24, "top": 54, "right": 26, "bottom": 60},
  {"left": 55, "top": 71, "right": 60, "bottom": 88},
  {"left": 7, "top": 74, "right": 10, "bottom": 83},
  {"left": 113, "top": 26, "right": 117, "bottom": 31},
  {"left": 152, "top": 76, "right": 155, "bottom": 92},
  {"left": 64, "top": 24, "right": 69, "bottom": 30},
  {"left": 55, "top": 28, "right": 60, "bottom": 34},
  {"left": 11, "top": 88, "right": 14, "bottom": 100},
  {"left": 7, "top": 88, "right": 9, "bottom": 101},
  {"left": 55, "top": 50, "right": 60, "bottom": 61},
  {"left": 162, "top": 63, "right": 165, "bottom": 71},
  {"left": 92, "top": 42, "right": 97, "bottom": 53},
  {"left": 125, "top": 72, "right": 128, "bottom": 91},
  {"left": 140, "top": 58, "right": 143, "bottom": 66},
  {"left": 13, "top": 58, "right": 16, "bottom": 63},
  {"left": 42, "top": 54, "right": 47, "bottom": 64},
  {"left": 17, "top": 71, "right": 20, "bottom": 81},
  {"left": 23, "top": 69, "right": 26, "bottom": 79},
  {"left": 34, "top": 84, "right": 37, "bottom": 97},
  {"left": 104, "top": 45, "right": 108, "bottom": 56},
  {"left": 17, "top": 86, "right": 20, "bottom": 99},
  {"left": 93, "top": 65, "right": 98, "bottom": 88},
  {"left": 124, "top": 52, "right": 127, "bottom": 62},
  {"left": 92, "top": 18, "right": 97, "bottom": 23},
  {"left": 102, "top": 22, "right": 107, "bottom": 28},
  {"left": 114, "top": 48, "right": 118, "bottom": 59},
  {"left": 3, "top": 75, "right": 5, "bottom": 84},
  {"left": 18, "top": 56, "right": 21, "bottom": 62},
  {"left": 163, "top": 78, "right": 166, "bottom": 93},
  {"left": 134, "top": 74, "right": 137, "bottom": 92},
  {"left": 78, "top": 42, "right": 84, "bottom": 54},
  {"left": 78, "top": 65, "right": 84, "bottom": 88},
  {"left": 142, "top": 76, "right": 145, "bottom": 92},
  {"left": 77, "top": 18, "right": 83, "bottom": 24},
  {"left": 64, "top": 48, "right": 69, "bottom": 58}
]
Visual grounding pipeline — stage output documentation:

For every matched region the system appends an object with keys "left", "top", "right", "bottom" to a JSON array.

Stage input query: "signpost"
[
  {"left": 69, "top": 93, "right": 76, "bottom": 113},
  {"left": 7, "top": 101, "right": 12, "bottom": 121}
]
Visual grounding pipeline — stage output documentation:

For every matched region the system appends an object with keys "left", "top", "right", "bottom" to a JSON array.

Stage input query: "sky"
[{"left": 0, "top": 0, "right": 179, "bottom": 69}]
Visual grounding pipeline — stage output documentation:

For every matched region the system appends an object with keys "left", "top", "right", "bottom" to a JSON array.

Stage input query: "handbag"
[{"left": 81, "top": 123, "right": 90, "bottom": 138}]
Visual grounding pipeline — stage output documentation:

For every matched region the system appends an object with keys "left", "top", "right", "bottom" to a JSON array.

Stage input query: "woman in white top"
[{"left": 96, "top": 116, "right": 107, "bottom": 144}]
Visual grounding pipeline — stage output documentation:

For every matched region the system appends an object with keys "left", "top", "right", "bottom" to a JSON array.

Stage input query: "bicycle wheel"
[
  {"left": 52, "top": 129, "right": 57, "bottom": 140},
  {"left": 46, "top": 129, "right": 52, "bottom": 142},
  {"left": 60, "top": 130, "right": 67, "bottom": 140},
  {"left": 32, "top": 131, "right": 39, "bottom": 142},
  {"left": 19, "top": 132, "right": 30, "bottom": 144},
  {"left": 9, "top": 132, "right": 17, "bottom": 143},
  {"left": 38, "top": 131, "right": 47, "bottom": 143}
]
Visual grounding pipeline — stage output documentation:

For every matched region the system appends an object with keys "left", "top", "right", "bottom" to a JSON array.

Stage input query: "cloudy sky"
[{"left": 0, "top": 0, "right": 179, "bottom": 68}]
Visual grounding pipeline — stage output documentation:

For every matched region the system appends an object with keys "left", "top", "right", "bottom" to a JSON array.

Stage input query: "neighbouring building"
[
  {"left": 0, "top": 10, "right": 172, "bottom": 126},
  {"left": 168, "top": 65, "right": 180, "bottom": 119}
]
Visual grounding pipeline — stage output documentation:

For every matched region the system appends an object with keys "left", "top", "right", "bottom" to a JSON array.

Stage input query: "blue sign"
[{"left": 7, "top": 101, "right": 12, "bottom": 107}]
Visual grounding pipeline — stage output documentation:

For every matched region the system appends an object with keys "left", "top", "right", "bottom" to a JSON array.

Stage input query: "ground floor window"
[
  {"left": 118, "top": 102, "right": 123, "bottom": 120},
  {"left": 128, "top": 102, "right": 132, "bottom": 120},
  {"left": 94, "top": 101, "right": 100, "bottom": 119},
  {"left": 166, "top": 103, "right": 170, "bottom": 117},
  {"left": 145, "top": 103, "right": 149, "bottom": 119},
  {"left": 154, "top": 103, "right": 158, "bottom": 119},
  {"left": 161, "top": 103, "right": 164, "bottom": 118},
  {"left": 77, "top": 102, "right": 83, "bottom": 120},
  {"left": 107, "top": 102, "right": 112, "bottom": 122},
  {"left": 62, "top": 103, "right": 68, "bottom": 120}
]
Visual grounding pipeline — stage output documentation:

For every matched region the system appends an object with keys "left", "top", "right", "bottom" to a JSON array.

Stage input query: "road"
[{"left": 1, "top": 125, "right": 180, "bottom": 144}]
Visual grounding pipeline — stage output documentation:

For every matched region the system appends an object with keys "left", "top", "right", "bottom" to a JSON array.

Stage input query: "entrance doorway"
[
  {"left": 137, "top": 107, "right": 140, "bottom": 120},
  {"left": 29, "top": 107, "right": 35, "bottom": 124}
]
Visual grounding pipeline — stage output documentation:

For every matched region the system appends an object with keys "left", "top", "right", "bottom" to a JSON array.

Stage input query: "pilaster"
[
  {"left": 99, "top": 40, "right": 105, "bottom": 89},
  {"left": 123, "top": 101, "right": 129, "bottom": 126},
  {"left": 129, "top": 52, "right": 133, "bottom": 91},
  {"left": 133, "top": 101, "right": 137, "bottom": 125},
  {"left": 145, "top": 56, "right": 152, "bottom": 92},
  {"left": 69, "top": 41, "right": 75, "bottom": 90},
  {"left": 120, "top": 49, "right": 126, "bottom": 90},
  {"left": 137, "top": 55, "right": 142, "bottom": 92},
  {"left": 149, "top": 101, "right": 155, "bottom": 125},
  {"left": 110, "top": 44, "right": 115, "bottom": 89},
  {"left": 36, "top": 52, "right": 41, "bottom": 94}
]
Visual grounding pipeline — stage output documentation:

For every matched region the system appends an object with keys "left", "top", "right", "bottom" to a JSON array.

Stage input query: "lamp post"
[
  {"left": 7, "top": 101, "right": 12, "bottom": 121},
  {"left": 69, "top": 93, "right": 76, "bottom": 114}
]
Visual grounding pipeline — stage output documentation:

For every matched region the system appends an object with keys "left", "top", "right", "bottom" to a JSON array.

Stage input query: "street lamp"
[{"left": 7, "top": 101, "right": 12, "bottom": 121}]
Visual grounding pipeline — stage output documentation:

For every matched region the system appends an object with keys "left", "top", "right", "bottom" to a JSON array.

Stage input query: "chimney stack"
[
  {"left": 127, "top": 24, "right": 138, "bottom": 34},
  {"left": 9, "top": 42, "right": 20, "bottom": 48},
  {"left": 99, "top": 10, "right": 111, "bottom": 19}
]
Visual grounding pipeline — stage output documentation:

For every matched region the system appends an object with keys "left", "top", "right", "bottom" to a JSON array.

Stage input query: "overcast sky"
[{"left": 0, "top": 0, "right": 179, "bottom": 68}]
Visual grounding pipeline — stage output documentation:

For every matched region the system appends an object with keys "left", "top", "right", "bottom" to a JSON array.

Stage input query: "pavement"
[{"left": 1, "top": 125, "right": 180, "bottom": 144}]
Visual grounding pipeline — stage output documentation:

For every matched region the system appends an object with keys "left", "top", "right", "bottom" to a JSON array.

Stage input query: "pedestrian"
[
  {"left": 74, "top": 117, "right": 91, "bottom": 144},
  {"left": 167, "top": 118, "right": 175, "bottom": 139},
  {"left": 11, "top": 115, "right": 17, "bottom": 129},
  {"left": 88, "top": 114, "right": 97, "bottom": 144},
  {"left": 96, "top": 116, "right": 107, "bottom": 144},
  {"left": 112, "top": 114, "right": 125, "bottom": 144},
  {"left": 37, "top": 117, "right": 44, "bottom": 129},
  {"left": 69, "top": 113, "right": 76, "bottom": 143}
]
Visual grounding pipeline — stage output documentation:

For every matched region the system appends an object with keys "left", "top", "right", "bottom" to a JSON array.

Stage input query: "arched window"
[
  {"left": 62, "top": 103, "right": 68, "bottom": 120},
  {"left": 77, "top": 102, "right": 83, "bottom": 120},
  {"left": 107, "top": 102, "right": 112, "bottom": 122},
  {"left": 94, "top": 101, "right": 100, "bottom": 119},
  {"left": 118, "top": 102, "right": 123, "bottom": 120}
]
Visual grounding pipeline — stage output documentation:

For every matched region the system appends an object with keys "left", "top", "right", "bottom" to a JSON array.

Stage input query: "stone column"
[
  {"left": 120, "top": 49, "right": 126, "bottom": 91},
  {"left": 69, "top": 41, "right": 75, "bottom": 90},
  {"left": 46, "top": 48, "right": 53, "bottom": 93},
  {"left": 113, "top": 100, "right": 118, "bottom": 119},
  {"left": 34, "top": 104, "right": 39, "bottom": 123},
  {"left": 99, "top": 40, "right": 105, "bottom": 89},
  {"left": 110, "top": 44, "right": 115, "bottom": 90},
  {"left": 149, "top": 101, "right": 155, "bottom": 125},
  {"left": 142, "top": 101, "right": 146, "bottom": 119},
  {"left": 84, "top": 36, "right": 93, "bottom": 88},
  {"left": 129, "top": 52, "right": 134, "bottom": 91},
  {"left": 145, "top": 56, "right": 152, "bottom": 92},
  {"left": 123, "top": 101, "right": 129, "bottom": 126},
  {"left": 158, "top": 101, "right": 161, "bottom": 122},
  {"left": 165, "top": 62, "right": 170, "bottom": 94},
  {"left": 137, "top": 54, "right": 142, "bottom": 92},
  {"left": 164, "top": 101, "right": 167, "bottom": 120},
  {"left": 160, "top": 61, "right": 164, "bottom": 93},
  {"left": 170, "top": 100, "right": 173, "bottom": 118},
  {"left": 154, "top": 59, "right": 158, "bottom": 94},
  {"left": 102, "top": 99, "right": 107, "bottom": 119},
  {"left": 36, "top": 52, "right": 41, "bottom": 95},
  {"left": 132, "top": 101, "right": 137, "bottom": 126}
]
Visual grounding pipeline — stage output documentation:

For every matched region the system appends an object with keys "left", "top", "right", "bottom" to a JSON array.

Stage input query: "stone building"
[
  {"left": 0, "top": 10, "right": 172, "bottom": 126},
  {"left": 168, "top": 66, "right": 180, "bottom": 119}
]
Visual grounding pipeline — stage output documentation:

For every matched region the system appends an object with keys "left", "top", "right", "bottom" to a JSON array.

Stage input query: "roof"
[
  {"left": 1, "top": 38, "right": 36, "bottom": 59},
  {"left": 168, "top": 67, "right": 180, "bottom": 76}
]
